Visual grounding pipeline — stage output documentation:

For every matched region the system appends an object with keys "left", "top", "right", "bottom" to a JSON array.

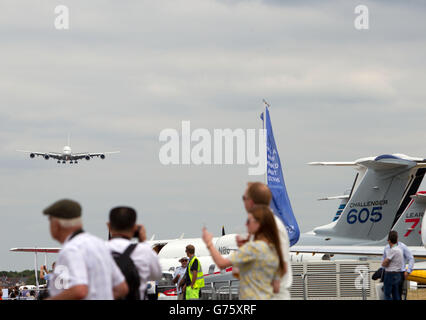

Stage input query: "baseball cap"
[
  {"left": 179, "top": 257, "right": 188, "bottom": 262},
  {"left": 43, "top": 199, "right": 82, "bottom": 219}
]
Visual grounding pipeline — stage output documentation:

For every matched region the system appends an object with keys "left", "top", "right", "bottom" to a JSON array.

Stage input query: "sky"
[{"left": 1, "top": 0, "right": 426, "bottom": 271}]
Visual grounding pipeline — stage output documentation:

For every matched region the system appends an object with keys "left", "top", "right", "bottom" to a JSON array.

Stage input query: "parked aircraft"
[
  {"left": 17, "top": 135, "right": 119, "bottom": 164},
  {"left": 297, "top": 154, "right": 426, "bottom": 246}
]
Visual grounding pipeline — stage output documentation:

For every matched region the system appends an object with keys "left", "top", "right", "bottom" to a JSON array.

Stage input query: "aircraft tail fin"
[
  {"left": 390, "top": 192, "right": 426, "bottom": 246},
  {"left": 313, "top": 155, "right": 426, "bottom": 242},
  {"left": 67, "top": 133, "right": 71, "bottom": 147}
]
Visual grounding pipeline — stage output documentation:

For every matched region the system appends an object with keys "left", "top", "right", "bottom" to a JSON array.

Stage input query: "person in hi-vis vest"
[{"left": 184, "top": 244, "right": 205, "bottom": 299}]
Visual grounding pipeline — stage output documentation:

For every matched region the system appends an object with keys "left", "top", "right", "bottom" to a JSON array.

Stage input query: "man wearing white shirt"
[
  {"left": 173, "top": 257, "right": 188, "bottom": 300},
  {"left": 107, "top": 206, "right": 162, "bottom": 300},
  {"left": 44, "top": 199, "right": 128, "bottom": 300},
  {"left": 382, "top": 231, "right": 404, "bottom": 300}
]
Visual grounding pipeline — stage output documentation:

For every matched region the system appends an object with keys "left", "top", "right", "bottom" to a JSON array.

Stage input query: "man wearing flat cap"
[{"left": 44, "top": 199, "right": 128, "bottom": 300}]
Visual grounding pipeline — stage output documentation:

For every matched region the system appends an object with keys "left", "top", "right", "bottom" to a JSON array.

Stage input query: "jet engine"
[
  {"left": 85, "top": 156, "right": 90, "bottom": 160},
  {"left": 44, "top": 155, "right": 50, "bottom": 160},
  {"left": 30, "top": 153, "right": 35, "bottom": 158},
  {"left": 100, "top": 154, "right": 105, "bottom": 159}
]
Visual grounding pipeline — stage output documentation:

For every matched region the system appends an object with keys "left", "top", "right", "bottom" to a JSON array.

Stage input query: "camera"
[{"left": 133, "top": 226, "right": 141, "bottom": 238}]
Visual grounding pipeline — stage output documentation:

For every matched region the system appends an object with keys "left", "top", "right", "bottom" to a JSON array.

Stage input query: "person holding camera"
[
  {"left": 106, "top": 206, "right": 162, "bottom": 300},
  {"left": 40, "top": 262, "right": 56, "bottom": 286}
]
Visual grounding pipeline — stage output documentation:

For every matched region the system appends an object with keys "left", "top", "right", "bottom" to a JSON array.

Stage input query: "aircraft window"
[{"left": 158, "top": 272, "right": 174, "bottom": 286}]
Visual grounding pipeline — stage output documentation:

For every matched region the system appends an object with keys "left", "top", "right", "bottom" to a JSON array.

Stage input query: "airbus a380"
[{"left": 17, "top": 135, "right": 119, "bottom": 164}]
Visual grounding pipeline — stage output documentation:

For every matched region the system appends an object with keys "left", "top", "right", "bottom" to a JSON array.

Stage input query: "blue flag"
[{"left": 261, "top": 107, "right": 300, "bottom": 246}]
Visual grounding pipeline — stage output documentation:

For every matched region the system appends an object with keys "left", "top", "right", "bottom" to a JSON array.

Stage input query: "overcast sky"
[{"left": 1, "top": 0, "right": 426, "bottom": 271}]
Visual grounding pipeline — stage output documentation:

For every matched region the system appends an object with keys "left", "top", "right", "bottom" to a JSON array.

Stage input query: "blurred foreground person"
[
  {"left": 241, "top": 182, "right": 291, "bottom": 299},
  {"left": 203, "top": 205, "right": 286, "bottom": 300},
  {"left": 43, "top": 199, "right": 128, "bottom": 300},
  {"left": 107, "top": 206, "right": 161, "bottom": 300}
]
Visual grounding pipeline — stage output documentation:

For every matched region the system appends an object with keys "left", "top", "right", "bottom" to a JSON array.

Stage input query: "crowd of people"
[
  {"left": 0, "top": 286, "right": 38, "bottom": 300},
  {"left": 0, "top": 181, "right": 416, "bottom": 300}
]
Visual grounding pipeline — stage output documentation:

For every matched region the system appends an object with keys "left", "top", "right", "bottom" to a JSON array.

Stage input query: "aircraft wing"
[
  {"left": 291, "top": 246, "right": 426, "bottom": 259},
  {"left": 10, "top": 247, "right": 60, "bottom": 253},
  {"left": 308, "top": 162, "right": 357, "bottom": 166},
  {"left": 72, "top": 151, "right": 120, "bottom": 160},
  {"left": 16, "top": 150, "right": 62, "bottom": 160},
  {"left": 317, "top": 195, "right": 350, "bottom": 201}
]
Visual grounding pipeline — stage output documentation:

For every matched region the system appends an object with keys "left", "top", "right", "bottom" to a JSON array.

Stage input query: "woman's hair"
[{"left": 248, "top": 205, "right": 286, "bottom": 277}]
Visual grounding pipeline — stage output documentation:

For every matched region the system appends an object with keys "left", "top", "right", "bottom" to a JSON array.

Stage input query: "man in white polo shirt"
[{"left": 44, "top": 199, "right": 128, "bottom": 300}]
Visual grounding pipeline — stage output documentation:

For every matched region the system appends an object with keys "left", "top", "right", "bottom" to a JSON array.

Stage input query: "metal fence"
[
  {"left": 201, "top": 280, "right": 240, "bottom": 300},
  {"left": 198, "top": 260, "right": 382, "bottom": 300},
  {"left": 297, "top": 270, "right": 373, "bottom": 300}
]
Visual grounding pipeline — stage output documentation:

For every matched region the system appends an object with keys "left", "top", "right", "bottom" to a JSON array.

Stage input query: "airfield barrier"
[{"left": 199, "top": 260, "right": 384, "bottom": 300}]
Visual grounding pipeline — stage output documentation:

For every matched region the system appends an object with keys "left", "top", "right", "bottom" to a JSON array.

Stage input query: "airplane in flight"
[{"left": 16, "top": 135, "right": 119, "bottom": 164}]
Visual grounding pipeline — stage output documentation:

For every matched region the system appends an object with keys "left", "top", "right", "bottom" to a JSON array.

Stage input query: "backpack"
[{"left": 111, "top": 243, "right": 141, "bottom": 300}]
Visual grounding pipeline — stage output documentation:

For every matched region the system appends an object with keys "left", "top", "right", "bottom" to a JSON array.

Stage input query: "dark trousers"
[
  {"left": 399, "top": 272, "right": 407, "bottom": 300},
  {"left": 384, "top": 272, "right": 402, "bottom": 300}
]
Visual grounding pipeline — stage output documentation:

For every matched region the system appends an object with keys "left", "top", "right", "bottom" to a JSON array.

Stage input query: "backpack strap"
[
  {"left": 122, "top": 243, "right": 138, "bottom": 258},
  {"left": 69, "top": 229, "right": 84, "bottom": 241}
]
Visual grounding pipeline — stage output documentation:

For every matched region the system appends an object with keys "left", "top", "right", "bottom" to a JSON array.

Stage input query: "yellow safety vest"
[{"left": 188, "top": 256, "right": 205, "bottom": 289}]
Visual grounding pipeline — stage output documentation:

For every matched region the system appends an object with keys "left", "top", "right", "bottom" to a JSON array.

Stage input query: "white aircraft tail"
[
  {"left": 312, "top": 154, "right": 426, "bottom": 242},
  {"left": 390, "top": 192, "right": 426, "bottom": 246}
]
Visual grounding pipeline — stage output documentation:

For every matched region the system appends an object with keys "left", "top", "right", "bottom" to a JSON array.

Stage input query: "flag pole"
[{"left": 262, "top": 99, "right": 270, "bottom": 185}]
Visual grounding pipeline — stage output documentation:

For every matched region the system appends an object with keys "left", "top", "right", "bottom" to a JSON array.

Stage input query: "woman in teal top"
[{"left": 202, "top": 205, "right": 287, "bottom": 300}]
